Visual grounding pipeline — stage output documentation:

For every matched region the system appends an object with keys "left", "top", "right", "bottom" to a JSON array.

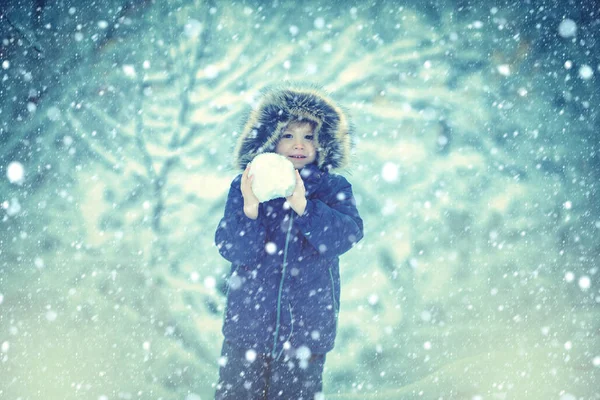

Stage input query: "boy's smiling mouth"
[{"left": 289, "top": 155, "right": 306, "bottom": 159}]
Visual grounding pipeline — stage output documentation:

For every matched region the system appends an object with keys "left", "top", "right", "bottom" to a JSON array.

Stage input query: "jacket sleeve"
[
  {"left": 214, "top": 175, "right": 266, "bottom": 265},
  {"left": 293, "top": 175, "right": 364, "bottom": 257}
]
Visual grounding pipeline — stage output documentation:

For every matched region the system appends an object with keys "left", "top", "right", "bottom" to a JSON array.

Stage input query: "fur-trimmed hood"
[{"left": 234, "top": 83, "right": 353, "bottom": 171}]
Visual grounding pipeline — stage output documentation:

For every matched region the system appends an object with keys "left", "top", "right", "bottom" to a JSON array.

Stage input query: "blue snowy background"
[{"left": 1, "top": 0, "right": 599, "bottom": 399}]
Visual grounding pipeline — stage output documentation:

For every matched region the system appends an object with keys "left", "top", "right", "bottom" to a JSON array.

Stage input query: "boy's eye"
[
  {"left": 282, "top": 133, "right": 292, "bottom": 139},
  {"left": 305, "top": 135, "right": 314, "bottom": 140}
]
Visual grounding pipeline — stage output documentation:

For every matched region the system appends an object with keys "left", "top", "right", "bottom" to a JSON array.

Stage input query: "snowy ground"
[{"left": 1, "top": 1, "right": 598, "bottom": 399}]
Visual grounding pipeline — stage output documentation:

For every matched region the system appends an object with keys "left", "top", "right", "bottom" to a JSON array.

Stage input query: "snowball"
[
  {"left": 578, "top": 65, "right": 593, "bottom": 80},
  {"left": 249, "top": 153, "right": 296, "bottom": 202},
  {"left": 2, "top": 60, "right": 9, "bottom": 70},
  {"left": 558, "top": 19, "right": 577, "bottom": 38},
  {"left": 6, "top": 161, "right": 25, "bottom": 184},
  {"left": 1, "top": 341, "right": 9, "bottom": 352}
]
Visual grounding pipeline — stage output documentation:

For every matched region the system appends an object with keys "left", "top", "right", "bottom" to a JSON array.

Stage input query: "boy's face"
[{"left": 275, "top": 121, "right": 317, "bottom": 169}]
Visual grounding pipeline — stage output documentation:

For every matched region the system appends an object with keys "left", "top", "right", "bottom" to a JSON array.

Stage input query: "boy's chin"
[{"left": 291, "top": 160, "right": 310, "bottom": 169}]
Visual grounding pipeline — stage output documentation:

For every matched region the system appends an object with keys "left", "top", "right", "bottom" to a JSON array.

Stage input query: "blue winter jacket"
[{"left": 215, "top": 163, "right": 364, "bottom": 357}]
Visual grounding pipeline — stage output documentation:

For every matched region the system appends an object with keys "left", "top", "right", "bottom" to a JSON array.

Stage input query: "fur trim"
[{"left": 234, "top": 83, "right": 353, "bottom": 171}]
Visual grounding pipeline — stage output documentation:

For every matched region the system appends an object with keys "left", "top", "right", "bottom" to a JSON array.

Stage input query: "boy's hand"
[
  {"left": 286, "top": 169, "right": 307, "bottom": 216},
  {"left": 241, "top": 164, "right": 259, "bottom": 219}
]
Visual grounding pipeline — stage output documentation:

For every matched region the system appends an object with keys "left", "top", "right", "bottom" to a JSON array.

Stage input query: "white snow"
[
  {"left": 314, "top": 17, "right": 325, "bottom": 29},
  {"left": 593, "top": 356, "right": 600, "bottom": 367},
  {"left": 381, "top": 162, "right": 399, "bottom": 182},
  {"left": 218, "top": 355, "right": 228, "bottom": 367},
  {"left": 245, "top": 349, "right": 257, "bottom": 362},
  {"left": 306, "top": 63, "right": 318, "bottom": 74},
  {"left": 204, "top": 65, "right": 219, "bottom": 79},
  {"left": 2, "top": 60, "right": 9, "bottom": 70},
  {"left": 204, "top": 276, "right": 216, "bottom": 289},
  {"left": 1, "top": 341, "right": 9, "bottom": 353},
  {"left": 184, "top": 19, "right": 203, "bottom": 38},
  {"left": 34, "top": 258, "right": 45, "bottom": 269},
  {"left": 123, "top": 65, "right": 136, "bottom": 78},
  {"left": 7, "top": 161, "right": 25, "bottom": 184},
  {"left": 4, "top": 198, "right": 21, "bottom": 216},
  {"left": 0, "top": 293, "right": 3, "bottom": 305},
  {"left": 497, "top": 64, "right": 511, "bottom": 76},
  {"left": 558, "top": 19, "right": 577, "bottom": 38},
  {"left": 97, "top": 20, "right": 109, "bottom": 29},
  {"left": 578, "top": 65, "right": 593, "bottom": 80},
  {"left": 229, "top": 274, "right": 242, "bottom": 290},
  {"left": 560, "top": 393, "right": 577, "bottom": 400},
  {"left": 563, "top": 201, "right": 572, "bottom": 210},
  {"left": 296, "top": 345, "right": 311, "bottom": 360},
  {"left": 368, "top": 294, "right": 379, "bottom": 305},
  {"left": 564, "top": 271, "right": 575, "bottom": 282},
  {"left": 46, "top": 106, "right": 61, "bottom": 121},
  {"left": 265, "top": 242, "right": 277, "bottom": 254},
  {"left": 45, "top": 310, "right": 57, "bottom": 322},
  {"left": 289, "top": 25, "right": 299, "bottom": 36},
  {"left": 578, "top": 275, "right": 591, "bottom": 290},
  {"left": 249, "top": 153, "right": 296, "bottom": 202}
]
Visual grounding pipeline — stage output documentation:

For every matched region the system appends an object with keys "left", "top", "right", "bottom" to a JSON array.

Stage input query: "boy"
[{"left": 214, "top": 84, "right": 364, "bottom": 399}]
